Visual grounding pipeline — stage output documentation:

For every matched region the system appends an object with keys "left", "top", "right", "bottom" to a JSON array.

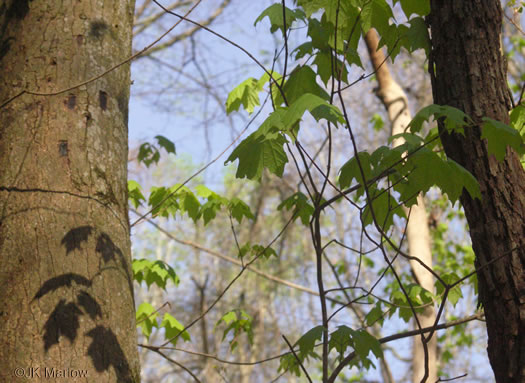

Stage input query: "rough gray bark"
[
  {"left": 0, "top": 0, "right": 140, "bottom": 381},
  {"left": 428, "top": 1, "right": 525, "bottom": 382}
]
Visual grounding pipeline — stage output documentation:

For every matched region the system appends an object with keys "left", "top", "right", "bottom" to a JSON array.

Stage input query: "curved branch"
[
  {"left": 131, "top": 210, "right": 347, "bottom": 307},
  {"left": 135, "top": 0, "right": 232, "bottom": 57},
  {"left": 327, "top": 312, "right": 485, "bottom": 383},
  {"left": 0, "top": 1, "right": 203, "bottom": 109}
]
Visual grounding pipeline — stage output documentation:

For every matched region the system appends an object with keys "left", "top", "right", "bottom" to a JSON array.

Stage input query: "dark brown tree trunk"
[
  {"left": 0, "top": 0, "right": 140, "bottom": 381},
  {"left": 428, "top": 1, "right": 525, "bottom": 382}
]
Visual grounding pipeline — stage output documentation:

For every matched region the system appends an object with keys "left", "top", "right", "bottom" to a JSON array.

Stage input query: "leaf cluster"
[
  {"left": 136, "top": 302, "right": 191, "bottom": 346},
  {"left": 128, "top": 182, "right": 254, "bottom": 225},
  {"left": 215, "top": 309, "right": 254, "bottom": 351}
]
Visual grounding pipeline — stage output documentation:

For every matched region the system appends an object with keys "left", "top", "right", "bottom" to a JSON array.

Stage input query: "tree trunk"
[
  {"left": 0, "top": 0, "right": 140, "bottom": 382},
  {"left": 428, "top": 1, "right": 525, "bottom": 382},
  {"left": 364, "top": 29, "right": 437, "bottom": 383}
]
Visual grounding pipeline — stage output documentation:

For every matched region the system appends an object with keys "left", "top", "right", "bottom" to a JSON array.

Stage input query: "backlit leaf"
[
  {"left": 396, "top": 0, "right": 430, "bottom": 17},
  {"left": 161, "top": 313, "right": 191, "bottom": 345},
  {"left": 128, "top": 180, "right": 145, "bottom": 208},
  {"left": 278, "top": 192, "right": 314, "bottom": 225},
  {"left": 255, "top": 4, "right": 305, "bottom": 34},
  {"left": 229, "top": 197, "right": 255, "bottom": 223},
  {"left": 482, "top": 117, "right": 525, "bottom": 161}
]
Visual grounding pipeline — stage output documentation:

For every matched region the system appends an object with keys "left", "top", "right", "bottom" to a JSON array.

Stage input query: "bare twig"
[
  {"left": 436, "top": 373, "right": 468, "bottom": 382},
  {"left": 0, "top": 1, "right": 203, "bottom": 109},
  {"left": 156, "top": 213, "right": 297, "bottom": 347},
  {"left": 327, "top": 312, "right": 485, "bottom": 383},
  {"left": 141, "top": 345, "right": 202, "bottom": 382},
  {"left": 130, "top": 210, "right": 346, "bottom": 306},
  {"left": 143, "top": 344, "right": 288, "bottom": 366},
  {"left": 151, "top": 0, "right": 287, "bottom": 102},
  {"left": 282, "top": 335, "right": 313, "bottom": 383},
  {"left": 138, "top": 0, "right": 232, "bottom": 56}
]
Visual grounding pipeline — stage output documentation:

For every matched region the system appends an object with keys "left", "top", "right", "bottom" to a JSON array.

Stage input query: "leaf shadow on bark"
[{"left": 31, "top": 226, "right": 134, "bottom": 382}]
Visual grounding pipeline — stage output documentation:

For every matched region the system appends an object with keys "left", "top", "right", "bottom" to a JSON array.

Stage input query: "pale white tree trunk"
[{"left": 364, "top": 29, "right": 437, "bottom": 383}]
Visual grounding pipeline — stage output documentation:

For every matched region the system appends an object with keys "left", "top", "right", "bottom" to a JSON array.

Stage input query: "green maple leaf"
[
  {"left": 275, "top": 65, "right": 329, "bottom": 106},
  {"left": 226, "top": 77, "right": 264, "bottom": 114},
  {"left": 396, "top": 0, "right": 430, "bottom": 17},
  {"left": 161, "top": 313, "right": 190, "bottom": 345},
  {"left": 225, "top": 131, "right": 288, "bottom": 180},
  {"left": 254, "top": 4, "right": 305, "bottom": 35},
  {"left": 482, "top": 117, "right": 525, "bottom": 161}
]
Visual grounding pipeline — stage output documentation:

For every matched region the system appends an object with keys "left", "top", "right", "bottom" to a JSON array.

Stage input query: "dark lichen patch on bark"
[
  {"left": 89, "top": 20, "right": 108, "bottom": 39},
  {"left": 58, "top": 140, "right": 68, "bottom": 156},
  {"left": 66, "top": 94, "right": 76, "bottom": 109},
  {"left": 99, "top": 90, "right": 108, "bottom": 111}
]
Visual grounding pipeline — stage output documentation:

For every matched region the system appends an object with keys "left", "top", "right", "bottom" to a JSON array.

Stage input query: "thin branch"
[
  {"left": 156, "top": 213, "right": 297, "bottom": 347},
  {"left": 141, "top": 345, "right": 202, "bottom": 382},
  {"left": 130, "top": 210, "right": 346, "bottom": 306},
  {"left": 436, "top": 373, "right": 468, "bottom": 382},
  {"left": 504, "top": 10, "right": 525, "bottom": 35},
  {"left": 142, "top": 345, "right": 288, "bottom": 366},
  {"left": 140, "top": 312, "right": 483, "bottom": 380},
  {"left": 517, "top": 81, "right": 525, "bottom": 105},
  {"left": 280, "top": 0, "right": 289, "bottom": 89},
  {"left": 136, "top": 302, "right": 170, "bottom": 325},
  {"left": 282, "top": 335, "right": 313, "bottom": 383},
  {"left": 141, "top": 0, "right": 232, "bottom": 56},
  {"left": 135, "top": 0, "right": 154, "bottom": 20},
  {"left": 327, "top": 312, "right": 485, "bottom": 383},
  {"left": 0, "top": 1, "right": 203, "bottom": 109},
  {"left": 151, "top": 0, "right": 287, "bottom": 102},
  {"left": 134, "top": 0, "right": 192, "bottom": 32}
]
